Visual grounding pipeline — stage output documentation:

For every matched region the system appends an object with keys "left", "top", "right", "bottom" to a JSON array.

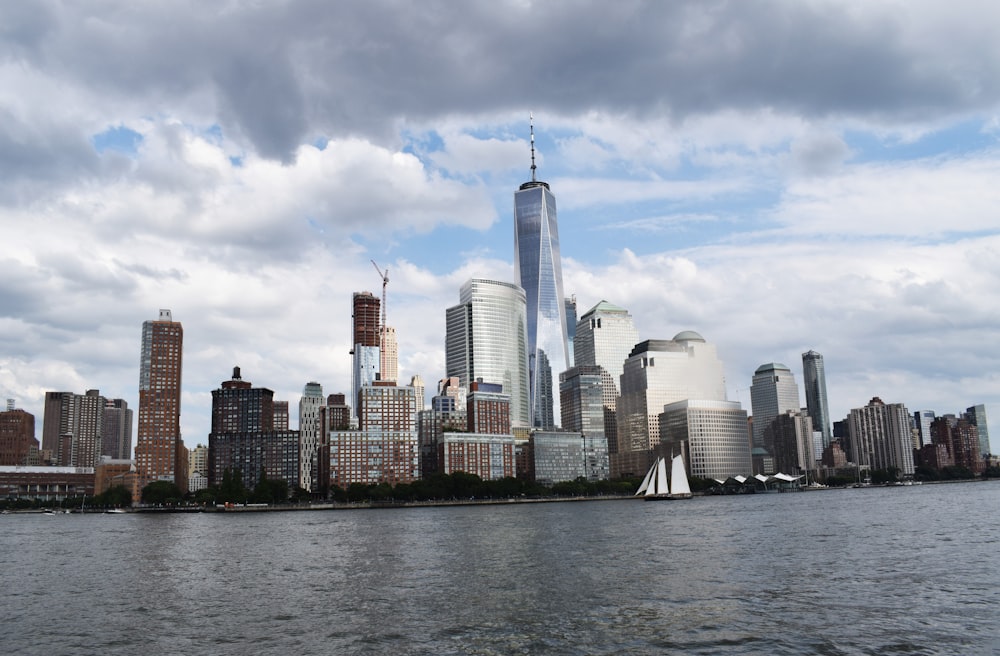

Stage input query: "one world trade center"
[{"left": 514, "top": 118, "right": 569, "bottom": 429}]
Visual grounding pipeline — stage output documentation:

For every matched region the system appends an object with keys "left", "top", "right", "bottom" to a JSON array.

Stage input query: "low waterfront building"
[
  {"left": 0, "top": 466, "right": 95, "bottom": 502},
  {"left": 438, "top": 433, "right": 516, "bottom": 480}
]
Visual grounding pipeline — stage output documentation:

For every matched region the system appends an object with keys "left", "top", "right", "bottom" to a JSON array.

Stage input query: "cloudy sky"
[{"left": 3, "top": 1, "right": 1000, "bottom": 450}]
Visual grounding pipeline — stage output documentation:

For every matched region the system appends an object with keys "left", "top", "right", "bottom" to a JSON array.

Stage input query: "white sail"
[
  {"left": 636, "top": 459, "right": 656, "bottom": 496},
  {"left": 653, "top": 457, "right": 669, "bottom": 495},
  {"left": 669, "top": 454, "right": 692, "bottom": 497}
]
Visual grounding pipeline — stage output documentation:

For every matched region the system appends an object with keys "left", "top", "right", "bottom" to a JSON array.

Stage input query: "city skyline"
[{"left": 2, "top": 3, "right": 1000, "bottom": 442}]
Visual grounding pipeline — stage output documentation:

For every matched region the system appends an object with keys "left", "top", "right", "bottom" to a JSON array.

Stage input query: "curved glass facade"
[{"left": 445, "top": 279, "right": 530, "bottom": 428}]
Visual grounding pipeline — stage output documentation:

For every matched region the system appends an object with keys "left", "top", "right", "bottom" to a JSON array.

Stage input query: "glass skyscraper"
[
  {"left": 802, "top": 350, "right": 832, "bottom": 448},
  {"left": 750, "top": 363, "right": 802, "bottom": 450},
  {"left": 514, "top": 124, "right": 569, "bottom": 429},
  {"left": 445, "top": 278, "right": 530, "bottom": 428}
]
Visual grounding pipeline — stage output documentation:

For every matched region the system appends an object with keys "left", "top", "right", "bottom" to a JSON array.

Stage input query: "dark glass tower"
[
  {"left": 802, "top": 350, "right": 832, "bottom": 448},
  {"left": 514, "top": 118, "right": 569, "bottom": 429}
]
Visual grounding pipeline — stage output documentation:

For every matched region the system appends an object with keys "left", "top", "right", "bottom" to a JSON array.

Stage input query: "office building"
[
  {"left": 446, "top": 278, "right": 530, "bottom": 427},
  {"left": 558, "top": 365, "right": 611, "bottom": 481},
  {"left": 0, "top": 401, "right": 37, "bottom": 467},
  {"left": 617, "top": 332, "right": 728, "bottom": 454},
  {"left": 914, "top": 410, "right": 936, "bottom": 448},
  {"left": 573, "top": 300, "right": 640, "bottom": 453},
  {"left": 514, "top": 121, "right": 569, "bottom": 430},
  {"left": 750, "top": 363, "right": 801, "bottom": 450},
  {"left": 273, "top": 401, "right": 289, "bottom": 431},
  {"left": 565, "top": 296, "right": 577, "bottom": 368},
  {"left": 847, "top": 397, "right": 915, "bottom": 476},
  {"left": 530, "top": 431, "right": 585, "bottom": 485},
  {"left": 660, "top": 399, "right": 752, "bottom": 480},
  {"left": 802, "top": 350, "right": 832, "bottom": 448},
  {"left": 965, "top": 405, "right": 991, "bottom": 458},
  {"left": 135, "top": 309, "right": 185, "bottom": 495}
]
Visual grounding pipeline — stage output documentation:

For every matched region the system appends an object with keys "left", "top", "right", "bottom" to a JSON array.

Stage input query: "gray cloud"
[{"left": 4, "top": 2, "right": 998, "bottom": 161}]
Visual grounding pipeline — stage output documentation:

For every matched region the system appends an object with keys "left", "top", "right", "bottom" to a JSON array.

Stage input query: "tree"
[{"left": 141, "top": 480, "right": 183, "bottom": 505}]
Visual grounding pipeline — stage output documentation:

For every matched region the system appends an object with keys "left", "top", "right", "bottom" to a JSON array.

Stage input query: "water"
[{"left": 3, "top": 483, "right": 999, "bottom": 655}]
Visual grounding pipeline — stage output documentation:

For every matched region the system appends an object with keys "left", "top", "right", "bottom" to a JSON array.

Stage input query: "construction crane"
[{"left": 371, "top": 260, "right": 389, "bottom": 366}]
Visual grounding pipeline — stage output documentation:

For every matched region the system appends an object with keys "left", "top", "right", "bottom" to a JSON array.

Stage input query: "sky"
[{"left": 2, "top": 1, "right": 1000, "bottom": 451}]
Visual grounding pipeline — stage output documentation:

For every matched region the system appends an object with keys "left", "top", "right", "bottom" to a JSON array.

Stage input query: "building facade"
[
  {"left": 351, "top": 292, "right": 381, "bottom": 423},
  {"left": 559, "top": 365, "right": 611, "bottom": 480},
  {"left": 802, "top": 350, "right": 832, "bottom": 449},
  {"left": 135, "top": 309, "right": 185, "bottom": 495},
  {"left": 660, "top": 399, "right": 752, "bottom": 481},
  {"left": 446, "top": 279, "right": 530, "bottom": 428},
  {"left": 530, "top": 431, "right": 584, "bottom": 485},
  {"left": 514, "top": 127, "right": 569, "bottom": 430},
  {"left": 298, "top": 382, "right": 324, "bottom": 492},
  {"left": 574, "top": 301, "right": 640, "bottom": 454},
  {"left": 750, "top": 363, "right": 801, "bottom": 450},
  {"left": 965, "top": 405, "right": 991, "bottom": 458},
  {"left": 207, "top": 368, "right": 299, "bottom": 492},
  {"left": 101, "top": 398, "right": 132, "bottom": 461},
  {"left": 0, "top": 402, "right": 37, "bottom": 467},
  {"left": 847, "top": 397, "right": 916, "bottom": 476},
  {"left": 617, "top": 332, "right": 729, "bottom": 455},
  {"left": 325, "top": 382, "right": 419, "bottom": 489}
]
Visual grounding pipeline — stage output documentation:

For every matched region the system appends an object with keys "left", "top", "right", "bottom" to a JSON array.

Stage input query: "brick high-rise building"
[
  {"left": 352, "top": 292, "right": 381, "bottom": 423},
  {"left": 0, "top": 400, "right": 37, "bottom": 466},
  {"left": 41, "top": 389, "right": 113, "bottom": 467},
  {"left": 134, "top": 309, "right": 185, "bottom": 496}
]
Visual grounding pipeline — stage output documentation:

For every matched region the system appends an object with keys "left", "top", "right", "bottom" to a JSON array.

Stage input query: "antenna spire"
[{"left": 529, "top": 112, "right": 537, "bottom": 182}]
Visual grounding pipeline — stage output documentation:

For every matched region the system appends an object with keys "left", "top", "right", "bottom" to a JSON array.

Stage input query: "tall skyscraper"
[
  {"left": 101, "top": 398, "right": 132, "bottom": 461},
  {"left": 42, "top": 389, "right": 104, "bottom": 467},
  {"left": 351, "top": 292, "right": 381, "bottom": 421},
  {"left": 801, "top": 350, "right": 832, "bottom": 448},
  {"left": 965, "top": 404, "right": 991, "bottom": 458},
  {"left": 574, "top": 300, "right": 640, "bottom": 453},
  {"left": 410, "top": 374, "right": 425, "bottom": 410},
  {"left": 135, "top": 309, "right": 185, "bottom": 494},
  {"left": 617, "top": 332, "right": 728, "bottom": 453},
  {"left": 559, "top": 365, "right": 611, "bottom": 481},
  {"left": 208, "top": 367, "right": 298, "bottom": 492},
  {"left": 514, "top": 119, "right": 569, "bottom": 429},
  {"left": 299, "top": 381, "right": 324, "bottom": 492},
  {"left": 848, "top": 397, "right": 915, "bottom": 476},
  {"left": 445, "top": 278, "right": 530, "bottom": 428},
  {"left": 750, "top": 363, "right": 801, "bottom": 450},
  {"left": 914, "top": 410, "right": 936, "bottom": 447},
  {"left": 380, "top": 326, "right": 398, "bottom": 383},
  {"left": 565, "top": 296, "right": 577, "bottom": 368}
]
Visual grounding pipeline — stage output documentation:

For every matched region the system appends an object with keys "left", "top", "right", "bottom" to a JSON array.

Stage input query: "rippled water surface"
[{"left": 3, "top": 482, "right": 999, "bottom": 655}]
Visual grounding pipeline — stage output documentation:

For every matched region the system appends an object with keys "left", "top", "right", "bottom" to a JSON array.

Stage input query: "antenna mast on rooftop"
[{"left": 529, "top": 112, "right": 537, "bottom": 182}]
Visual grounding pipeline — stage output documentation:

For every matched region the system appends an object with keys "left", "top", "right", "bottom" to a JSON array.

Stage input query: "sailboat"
[{"left": 635, "top": 455, "right": 693, "bottom": 500}]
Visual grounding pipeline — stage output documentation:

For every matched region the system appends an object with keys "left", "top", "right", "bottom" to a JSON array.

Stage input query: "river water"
[{"left": 2, "top": 482, "right": 998, "bottom": 655}]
